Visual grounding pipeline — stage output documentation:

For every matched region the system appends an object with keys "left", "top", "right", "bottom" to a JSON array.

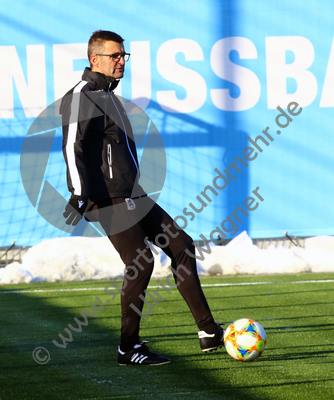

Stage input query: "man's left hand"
[{"left": 63, "top": 196, "right": 87, "bottom": 226}]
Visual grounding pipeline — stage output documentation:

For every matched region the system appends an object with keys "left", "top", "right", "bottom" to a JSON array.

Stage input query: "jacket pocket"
[{"left": 107, "top": 143, "right": 113, "bottom": 179}]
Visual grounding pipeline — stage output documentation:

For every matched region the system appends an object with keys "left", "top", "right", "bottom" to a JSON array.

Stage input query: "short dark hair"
[{"left": 88, "top": 30, "right": 124, "bottom": 65}]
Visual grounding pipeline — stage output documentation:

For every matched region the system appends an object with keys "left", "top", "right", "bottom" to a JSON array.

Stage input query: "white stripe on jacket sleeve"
[{"left": 66, "top": 81, "right": 87, "bottom": 196}]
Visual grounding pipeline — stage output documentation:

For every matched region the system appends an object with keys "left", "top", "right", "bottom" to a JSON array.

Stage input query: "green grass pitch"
[{"left": 1, "top": 272, "right": 334, "bottom": 399}]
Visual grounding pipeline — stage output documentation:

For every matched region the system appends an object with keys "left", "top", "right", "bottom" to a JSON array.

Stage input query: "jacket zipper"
[
  {"left": 107, "top": 143, "right": 113, "bottom": 179},
  {"left": 108, "top": 88, "right": 139, "bottom": 175}
]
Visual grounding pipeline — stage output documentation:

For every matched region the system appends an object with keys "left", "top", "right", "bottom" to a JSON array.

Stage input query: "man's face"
[{"left": 92, "top": 40, "right": 126, "bottom": 80}]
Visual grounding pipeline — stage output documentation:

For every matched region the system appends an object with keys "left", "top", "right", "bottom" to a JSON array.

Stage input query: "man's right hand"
[{"left": 63, "top": 196, "right": 87, "bottom": 226}]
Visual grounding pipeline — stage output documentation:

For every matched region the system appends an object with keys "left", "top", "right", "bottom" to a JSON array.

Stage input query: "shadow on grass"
[
  {"left": 262, "top": 351, "right": 334, "bottom": 362},
  {"left": 0, "top": 284, "right": 273, "bottom": 400},
  {"left": 1, "top": 271, "right": 333, "bottom": 399}
]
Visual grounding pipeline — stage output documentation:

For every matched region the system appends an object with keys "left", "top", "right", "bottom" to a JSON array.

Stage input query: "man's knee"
[
  {"left": 176, "top": 230, "right": 194, "bottom": 252},
  {"left": 182, "top": 233, "right": 196, "bottom": 257},
  {"left": 124, "top": 263, "right": 153, "bottom": 281}
]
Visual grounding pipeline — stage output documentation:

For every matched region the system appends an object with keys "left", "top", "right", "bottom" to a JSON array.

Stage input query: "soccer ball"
[{"left": 224, "top": 318, "right": 267, "bottom": 362}]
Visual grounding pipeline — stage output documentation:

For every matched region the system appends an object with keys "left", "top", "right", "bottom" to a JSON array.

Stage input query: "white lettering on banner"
[
  {"left": 129, "top": 41, "right": 151, "bottom": 110},
  {"left": 320, "top": 37, "right": 334, "bottom": 107},
  {"left": 53, "top": 43, "right": 87, "bottom": 101},
  {"left": 0, "top": 45, "right": 46, "bottom": 118},
  {"left": 2, "top": 36, "right": 334, "bottom": 120},
  {"left": 210, "top": 37, "right": 261, "bottom": 111},
  {"left": 266, "top": 36, "right": 317, "bottom": 109},
  {"left": 156, "top": 38, "right": 207, "bottom": 113}
]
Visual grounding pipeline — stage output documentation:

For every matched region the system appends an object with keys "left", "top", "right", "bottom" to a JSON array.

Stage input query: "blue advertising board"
[{"left": 1, "top": 0, "right": 333, "bottom": 246}]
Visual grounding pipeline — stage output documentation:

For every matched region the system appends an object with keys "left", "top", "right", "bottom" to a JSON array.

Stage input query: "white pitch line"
[
  {"left": 0, "top": 279, "right": 333, "bottom": 294},
  {"left": 201, "top": 279, "right": 334, "bottom": 287}
]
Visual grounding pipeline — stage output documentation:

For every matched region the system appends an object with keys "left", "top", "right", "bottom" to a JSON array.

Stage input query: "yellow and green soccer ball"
[{"left": 224, "top": 318, "right": 267, "bottom": 362}]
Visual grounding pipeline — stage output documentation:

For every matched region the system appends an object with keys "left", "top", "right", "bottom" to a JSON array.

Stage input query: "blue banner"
[{"left": 1, "top": 0, "right": 334, "bottom": 246}]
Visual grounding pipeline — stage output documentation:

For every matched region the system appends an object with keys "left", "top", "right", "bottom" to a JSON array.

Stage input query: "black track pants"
[{"left": 93, "top": 196, "right": 216, "bottom": 349}]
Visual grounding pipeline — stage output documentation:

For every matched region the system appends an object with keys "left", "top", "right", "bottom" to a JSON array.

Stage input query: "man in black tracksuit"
[{"left": 61, "top": 30, "right": 224, "bottom": 365}]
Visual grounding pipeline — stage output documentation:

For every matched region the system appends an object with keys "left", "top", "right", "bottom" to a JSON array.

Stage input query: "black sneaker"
[
  {"left": 198, "top": 323, "right": 225, "bottom": 352},
  {"left": 118, "top": 341, "right": 170, "bottom": 366}
]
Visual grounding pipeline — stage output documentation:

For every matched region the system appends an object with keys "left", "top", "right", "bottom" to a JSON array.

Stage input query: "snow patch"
[{"left": 1, "top": 232, "right": 333, "bottom": 284}]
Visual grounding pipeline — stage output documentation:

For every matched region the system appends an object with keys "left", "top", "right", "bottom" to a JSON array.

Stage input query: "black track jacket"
[{"left": 60, "top": 67, "right": 143, "bottom": 203}]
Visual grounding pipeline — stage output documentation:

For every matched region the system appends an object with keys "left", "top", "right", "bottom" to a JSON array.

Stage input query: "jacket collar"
[{"left": 82, "top": 67, "right": 120, "bottom": 92}]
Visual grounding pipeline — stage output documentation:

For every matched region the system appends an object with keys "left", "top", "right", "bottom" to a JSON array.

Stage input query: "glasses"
[{"left": 95, "top": 52, "right": 130, "bottom": 62}]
